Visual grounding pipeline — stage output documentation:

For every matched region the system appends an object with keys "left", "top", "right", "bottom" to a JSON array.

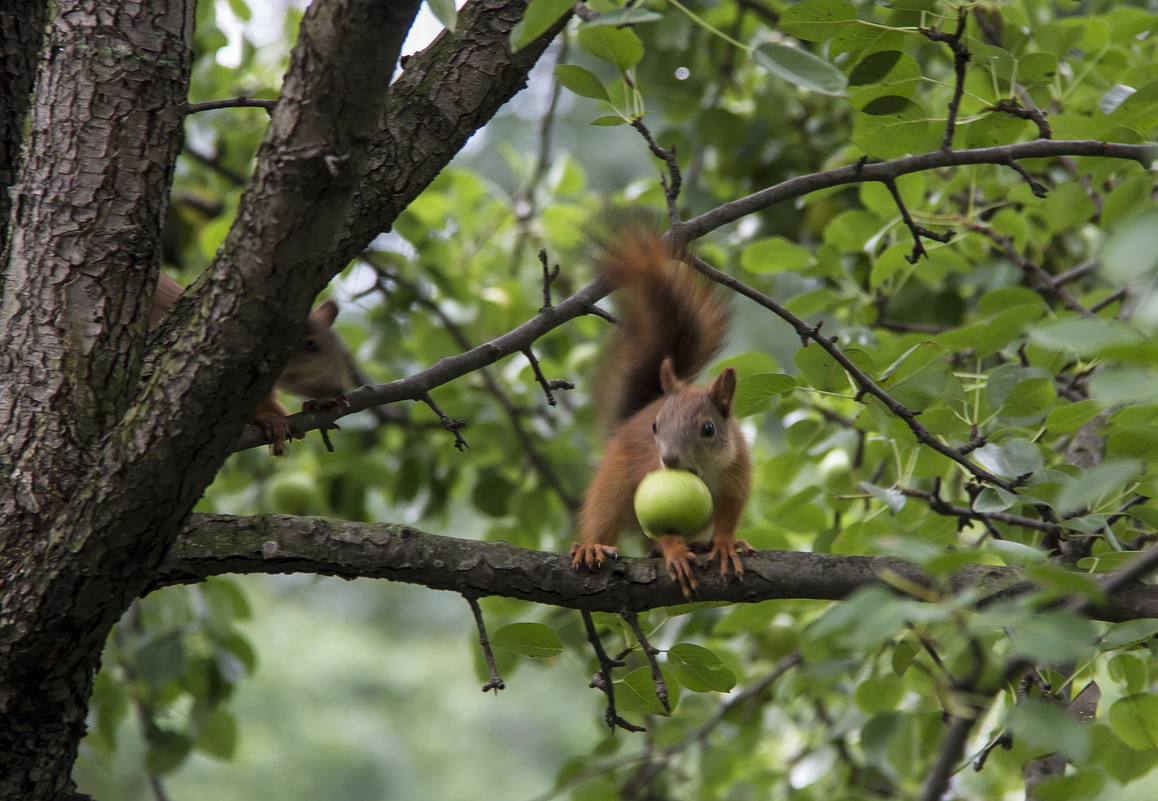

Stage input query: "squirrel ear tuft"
[{"left": 708, "top": 367, "right": 737, "bottom": 417}]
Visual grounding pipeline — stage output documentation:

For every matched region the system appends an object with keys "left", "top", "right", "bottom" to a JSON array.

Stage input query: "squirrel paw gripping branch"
[
  {"left": 151, "top": 273, "right": 353, "bottom": 454},
  {"left": 569, "top": 222, "right": 752, "bottom": 597}
]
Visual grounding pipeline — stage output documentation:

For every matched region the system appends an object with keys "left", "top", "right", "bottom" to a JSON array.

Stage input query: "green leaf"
[
  {"left": 617, "top": 667, "right": 680, "bottom": 716},
  {"left": 860, "top": 481, "right": 905, "bottom": 514},
  {"left": 854, "top": 675, "right": 905, "bottom": 713},
  {"left": 734, "top": 373, "right": 796, "bottom": 417},
  {"left": 491, "top": 623, "right": 564, "bottom": 658},
  {"left": 577, "top": 26, "right": 644, "bottom": 71},
  {"left": 851, "top": 96, "right": 931, "bottom": 159},
  {"left": 144, "top": 728, "right": 194, "bottom": 775},
  {"left": 754, "top": 44, "right": 848, "bottom": 96},
  {"left": 584, "top": 8, "right": 663, "bottom": 28},
  {"left": 973, "top": 439, "right": 1044, "bottom": 479},
  {"left": 780, "top": 0, "right": 857, "bottom": 42},
  {"left": 831, "top": 23, "right": 903, "bottom": 60},
  {"left": 985, "top": 539, "right": 1047, "bottom": 567},
  {"left": 741, "top": 236, "right": 814, "bottom": 274},
  {"left": 1031, "top": 771, "right": 1104, "bottom": 801},
  {"left": 425, "top": 0, "right": 457, "bottom": 33},
  {"left": 1109, "top": 694, "right": 1158, "bottom": 751},
  {"left": 1045, "top": 400, "right": 1104, "bottom": 434},
  {"left": 1000, "top": 377, "right": 1057, "bottom": 419},
  {"left": 890, "top": 637, "right": 920, "bottom": 677},
  {"left": 1102, "top": 208, "right": 1158, "bottom": 282},
  {"left": 135, "top": 635, "right": 186, "bottom": 692},
  {"left": 510, "top": 0, "right": 571, "bottom": 51},
  {"left": 1090, "top": 368, "right": 1158, "bottom": 406},
  {"left": 590, "top": 115, "right": 628, "bottom": 126},
  {"left": 1091, "top": 722, "right": 1158, "bottom": 784},
  {"left": 849, "top": 51, "right": 921, "bottom": 109},
  {"left": 195, "top": 708, "right": 238, "bottom": 761},
  {"left": 879, "top": 342, "right": 953, "bottom": 410},
  {"left": 973, "top": 487, "right": 1016, "bottom": 514},
  {"left": 794, "top": 346, "right": 849, "bottom": 392},
  {"left": 1100, "top": 619, "right": 1158, "bottom": 651},
  {"left": 1054, "top": 459, "right": 1142, "bottom": 516},
  {"left": 1031, "top": 317, "right": 1145, "bottom": 359},
  {"left": 553, "top": 65, "right": 610, "bottom": 101},
  {"left": 667, "top": 643, "right": 736, "bottom": 692},
  {"left": 996, "top": 609, "right": 1098, "bottom": 665}
]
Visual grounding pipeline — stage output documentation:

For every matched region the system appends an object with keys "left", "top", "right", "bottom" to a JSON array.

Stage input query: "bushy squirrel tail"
[{"left": 594, "top": 219, "right": 731, "bottom": 428}]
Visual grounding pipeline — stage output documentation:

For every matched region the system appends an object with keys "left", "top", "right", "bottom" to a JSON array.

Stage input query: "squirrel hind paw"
[{"left": 570, "top": 542, "right": 619, "bottom": 571}]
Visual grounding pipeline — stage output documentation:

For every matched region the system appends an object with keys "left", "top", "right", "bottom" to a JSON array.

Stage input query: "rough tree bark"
[{"left": 0, "top": 1, "right": 560, "bottom": 798}]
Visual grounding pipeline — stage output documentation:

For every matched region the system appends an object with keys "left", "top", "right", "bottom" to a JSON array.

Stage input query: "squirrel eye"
[
  {"left": 651, "top": 420, "right": 658, "bottom": 434},
  {"left": 701, "top": 421, "right": 715, "bottom": 437},
  {"left": 303, "top": 338, "right": 320, "bottom": 354}
]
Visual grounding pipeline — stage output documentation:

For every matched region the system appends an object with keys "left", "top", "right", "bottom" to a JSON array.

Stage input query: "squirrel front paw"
[
  {"left": 657, "top": 536, "right": 700, "bottom": 597},
  {"left": 253, "top": 411, "right": 294, "bottom": 456},
  {"left": 570, "top": 542, "right": 620, "bottom": 571}
]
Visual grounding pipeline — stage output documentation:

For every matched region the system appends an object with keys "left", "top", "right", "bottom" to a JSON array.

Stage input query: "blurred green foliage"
[{"left": 78, "top": 0, "right": 1158, "bottom": 799}]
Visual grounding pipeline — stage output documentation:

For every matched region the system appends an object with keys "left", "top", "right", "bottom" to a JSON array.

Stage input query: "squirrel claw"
[
  {"left": 707, "top": 537, "right": 752, "bottom": 578},
  {"left": 658, "top": 536, "right": 700, "bottom": 598},
  {"left": 254, "top": 413, "right": 295, "bottom": 456},
  {"left": 570, "top": 542, "right": 619, "bottom": 571}
]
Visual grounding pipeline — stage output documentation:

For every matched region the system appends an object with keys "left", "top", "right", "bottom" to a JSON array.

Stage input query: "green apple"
[
  {"left": 633, "top": 469, "right": 713, "bottom": 537},
  {"left": 267, "top": 471, "right": 325, "bottom": 515}
]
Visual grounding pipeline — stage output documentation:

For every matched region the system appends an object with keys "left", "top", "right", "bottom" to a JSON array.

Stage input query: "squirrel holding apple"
[{"left": 569, "top": 220, "right": 753, "bottom": 596}]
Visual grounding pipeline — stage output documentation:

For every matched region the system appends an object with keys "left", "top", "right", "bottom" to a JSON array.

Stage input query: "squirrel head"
[
  {"left": 277, "top": 300, "right": 351, "bottom": 399},
  {"left": 651, "top": 360, "right": 738, "bottom": 487}
]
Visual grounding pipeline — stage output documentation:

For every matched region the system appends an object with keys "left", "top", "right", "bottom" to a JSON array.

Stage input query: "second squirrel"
[
  {"left": 151, "top": 272, "right": 353, "bottom": 454},
  {"left": 569, "top": 223, "right": 752, "bottom": 596}
]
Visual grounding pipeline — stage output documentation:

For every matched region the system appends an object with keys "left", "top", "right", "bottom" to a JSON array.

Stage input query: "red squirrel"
[
  {"left": 150, "top": 272, "right": 352, "bottom": 454},
  {"left": 569, "top": 224, "right": 752, "bottom": 596}
]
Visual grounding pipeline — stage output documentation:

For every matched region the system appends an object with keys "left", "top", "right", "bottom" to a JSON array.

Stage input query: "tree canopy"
[{"left": 3, "top": 1, "right": 1158, "bottom": 800}]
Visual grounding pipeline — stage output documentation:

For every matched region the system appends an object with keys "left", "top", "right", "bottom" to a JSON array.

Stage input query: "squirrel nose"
[{"left": 661, "top": 452, "right": 690, "bottom": 473}]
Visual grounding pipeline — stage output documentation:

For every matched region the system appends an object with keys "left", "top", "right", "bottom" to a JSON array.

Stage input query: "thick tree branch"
[
  {"left": 154, "top": 514, "right": 1158, "bottom": 623},
  {"left": 671, "top": 141, "right": 1157, "bottom": 245},
  {"left": 338, "top": 0, "right": 572, "bottom": 267}
]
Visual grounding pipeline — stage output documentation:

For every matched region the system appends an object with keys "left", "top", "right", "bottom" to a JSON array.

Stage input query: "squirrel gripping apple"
[{"left": 569, "top": 223, "right": 752, "bottom": 596}]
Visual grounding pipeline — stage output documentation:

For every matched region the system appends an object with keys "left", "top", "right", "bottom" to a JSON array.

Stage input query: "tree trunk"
[
  {"left": 0, "top": 1, "right": 556, "bottom": 797},
  {"left": 0, "top": 1, "right": 195, "bottom": 797}
]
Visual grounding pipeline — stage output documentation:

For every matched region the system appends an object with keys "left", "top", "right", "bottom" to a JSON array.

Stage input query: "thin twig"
[
  {"left": 419, "top": 393, "right": 469, "bottom": 451},
  {"left": 621, "top": 608, "right": 670, "bottom": 712},
  {"left": 581, "top": 611, "right": 643, "bottom": 733},
  {"left": 883, "top": 177, "right": 955, "bottom": 263},
  {"left": 522, "top": 347, "right": 573, "bottom": 407},
  {"left": 629, "top": 117, "right": 683, "bottom": 222},
  {"left": 921, "top": 9, "right": 971, "bottom": 151},
  {"left": 900, "top": 486, "right": 1065, "bottom": 538},
  {"left": 990, "top": 99, "right": 1052, "bottom": 140},
  {"left": 685, "top": 254, "right": 1017, "bottom": 490},
  {"left": 538, "top": 249, "right": 560, "bottom": 310},
  {"left": 465, "top": 594, "right": 505, "bottom": 693}
]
